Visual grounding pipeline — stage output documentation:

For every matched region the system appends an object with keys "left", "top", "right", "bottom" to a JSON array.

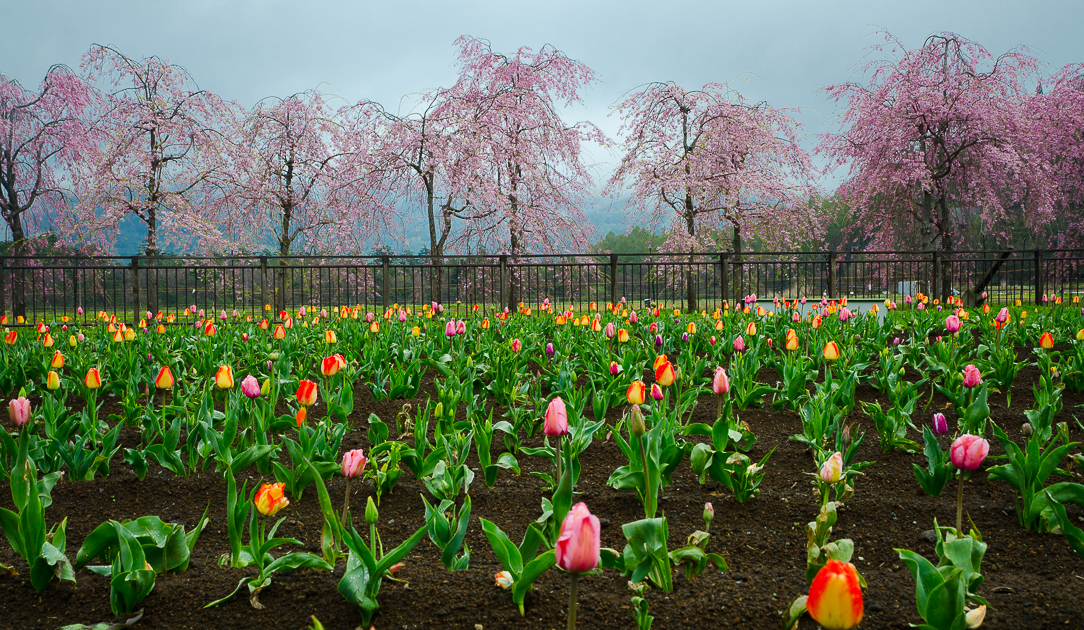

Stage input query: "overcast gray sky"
[{"left": 2, "top": 0, "right": 1081, "bottom": 244}]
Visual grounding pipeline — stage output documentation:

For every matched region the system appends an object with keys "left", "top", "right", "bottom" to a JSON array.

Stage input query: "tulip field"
[{"left": 1, "top": 296, "right": 1083, "bottom": 630}]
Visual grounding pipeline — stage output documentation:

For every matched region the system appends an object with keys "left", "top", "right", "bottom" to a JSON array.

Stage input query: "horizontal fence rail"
[{"left": 0, "top": 250, "right": 1081, "bottom": 324}]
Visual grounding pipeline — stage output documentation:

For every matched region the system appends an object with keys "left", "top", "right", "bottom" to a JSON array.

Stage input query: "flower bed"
[{"left": 0, "top": 299, "right": 1082, "bottom": 629}]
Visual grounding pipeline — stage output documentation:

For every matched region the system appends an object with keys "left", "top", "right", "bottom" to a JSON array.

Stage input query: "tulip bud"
[
  {"left": 260, "top": 378, "right": 271, "bottom": 396},
  {"left": 365, "top": 496, "right": 379, "bottom": 524},
  {"left": 434, "top": 401, "right": 443, "bottom": 418},
  {"left": 703, "top": 502, "right": 714, "bottom": 531},
  {"left": 965, "top": 605, "right": 986, "bottom": 629},
  {"left": 820, "top": 452, "right": 843, "bottom": 484},
  {"left": 962, "top": 364, "right": 982, "bottom": 388},
  {"left": 1021, "top": 422, "right": 1033, "bottom": 438},
  {"left": 841, "top": 423, "right": 852, "bottom": 447},
  {"left": 8, "top": 397, "right": 31, "bottom": 427},
  {"left": 628, "top": 404, "right": 646, "bottom": 437},
  {"left": 46, "top": 371, "right": 60, "bottom": 391}
]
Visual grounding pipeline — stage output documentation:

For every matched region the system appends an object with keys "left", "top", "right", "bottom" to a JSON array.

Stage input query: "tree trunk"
[
  {"left": 732, "top": 225, "right": 743, "bottom": 302},
  {"left": 9, "top": 216, "right": 27, "bottom": 319},
  {"left": 144, "top": 210, "right": 159, "bottom": 315}
]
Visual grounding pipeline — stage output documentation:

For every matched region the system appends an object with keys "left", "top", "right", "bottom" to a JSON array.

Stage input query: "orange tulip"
[
  {"left": 746, "top": 321, "right": 757, "bottom": 336},
  {"left": 296, "top": 379, "right": 318, "bottom": 406},
  {"left": 46, "top": 371, "right": 60, "bottom": 390},
  {"left": 215, "top": 365, "right": 235, "bottom": 389},
  {"left": 156, "top": 324, "right": 166, "bottom": 334},
  {"left": 50, "top": 350, "right": 65, "bottom": 369},
  {"left": 84, "top": 368, "right": 102, "bottom": 389},
  {"left": 714, "top": 319, "right": 724, "bottom": 331},
  {"left": 155, "top": 366, "right": 175, "bottom": 390},
  {"left": 272, "top": 324, "right": 286, "bottom": 340},
  {"left": 260, "top": 318, "right": 269, "bottom": 330},
  {"left": 296, "top": 406, "right": 307, "bottom": 427},
  {"left": 1039, "top": 332, "right": 1054, "bottom": 350},
  {"left": 786, "top": 334, "right": 799, "bottom": 351},
  {"left": 617, "top": 328, "right": 629, "bottom": 343},
  {"left": 686, "top": 322, "right": 697, "bottom": 334},
  {"left": 254, "top": 482, "right": 290, "bottom": 516},
  {"left": 652, "top": 354, "right": 668, "bottom": 370},
  {"left": 807, "top": 560, "right": 863, "bottom": 630},
  {"left": 4, "top": 330, "right": 16, "bottom": 345},
  {"left": 204, "top": 322, "right": 216, "bottom": 337},
  {"left": 823, "top": 341, "right": 840, "bottom": 362},
  {"left": 627, "top": 381, "right": 646, "bottom": 405},
  {"left": 655, "top": 360, "right": 676, "bottom": 387},
  {"left": 324, "top": 329, "right": 337, "bottom": 344}
]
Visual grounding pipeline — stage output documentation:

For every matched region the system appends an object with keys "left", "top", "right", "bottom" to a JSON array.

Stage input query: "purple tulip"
[
  {"left": 932, "top": 413, "right": 948, "bottom": 436},
  {"left": 545, "top": 342, "right": 555, "bottom": 357}
]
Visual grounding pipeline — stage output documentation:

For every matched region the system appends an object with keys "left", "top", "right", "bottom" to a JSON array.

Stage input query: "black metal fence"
[{"left": 0, "top": 249, "right": 1081, "bottom": 324}]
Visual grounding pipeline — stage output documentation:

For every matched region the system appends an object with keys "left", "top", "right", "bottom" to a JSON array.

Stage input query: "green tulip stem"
[
  {"left": 341, "top": 477, "right": 351, "bottom": 527},
  {"left": 639, "top": 435, "right": 655, "bottom": 518},
  {"left": 956, "top": 467, "right": 965, "bottom": 536},
  {"left": 567, "top": 572, "right": 580, "bottom": 630},
  {"left": 555, "top": 434, "right": 563, "bottom": 490}
]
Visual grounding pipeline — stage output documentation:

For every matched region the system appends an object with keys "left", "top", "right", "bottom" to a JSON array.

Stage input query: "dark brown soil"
[{"left": 2, "top": 365, "right": 1083, "bottom": 630}]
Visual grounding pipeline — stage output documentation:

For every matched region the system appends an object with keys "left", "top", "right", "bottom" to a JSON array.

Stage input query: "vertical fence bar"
[
  {"left": 0, "top": 257, "right": 5, "bottom": 318},
  {"left": 827, "top": 251, "right": 837, "bottom": 299},
  {"left": 609, "top": 254, "right": 618, "bottom": 307},
  {"left": 385, "top": 251, "right": 394, "bottom": 307},
  {"left": 131, "top": 257, "right": 141, "bottom": 324},
  {"left": 499, "top": 256, "right": 508, "bottom": 312},
  {"left": 1034, "top": 250, "right": 1044, "bottom": 305},
  {"left": 931, "top": 251, "right": 941, "bottom": 301}
]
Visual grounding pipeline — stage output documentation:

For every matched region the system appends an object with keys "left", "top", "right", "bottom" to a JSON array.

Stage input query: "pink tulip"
[
  {"left": 544, "top": 397, "right": 568, "bottom": 436},
  {"left": 341, "top": 449, "right": 368, "bottom": 478},
  {"left": 8, "top": 397, "right": 31, "bottom": 428},
  {"left": 945, "top": 315, "right": 961, "bottom": 333},
  {"left": 456, "top": 320, "right": 466, "bottom": 335},
  {"left": 995, "top": 307, "right": 1009, "bottom": 323},
  {"left": 511, "top": 338, "right": 521, "bottom": 353},
  {"left": 905, "top": 295, "right": 912, "bottom": 304},
  {"left": 609, "top": 361, "right": 620, "bottom": 376},
  {"left": 398, "top": 309, "right": 407, "bottom": 322},
  {"left": 962, "top": 364, "right": 982, "bottom": 388},
  {"left": 950, "top": 434, "right": 989, "bottom": 471},
  {"left": 555, "top": 502, "right": 600, "bottom": 573},
  {"left": 76, "top": 306, "right": 84, "bottom": 315},
  {"left": 733, "top": 336, "right": 746, "bottom": 353},
  {"left": 629, "top": 311, "right": 638, "bottom": 324},
  {"left": 792, "top": 311, "right": 801, "bottom": 323},
  {"left": 219, "top": 310, "right": 228, "bottom": 321},
  {"left": 604, "top": 322, "right": 616, "bottom": 339},
  {"left": 365, "top": 312, "right": 375, "bottom": 323},
  {"left": 917, "top": 302, "right": 925, "bottom": 311},
  {"left": 650, "top": 383, "right": 663, "bottom": 401},
  {"left": 241, "top": 375, "right": 261, "bottom": 398},
  {"left": 320, "top": 309, "right": 327, "bottom": 318},
  {"left": 445, "top": 320, "right": 456, "bottom": 337},
  {"left": 712, "top": 367, "right": 729, "bottom": 395}
]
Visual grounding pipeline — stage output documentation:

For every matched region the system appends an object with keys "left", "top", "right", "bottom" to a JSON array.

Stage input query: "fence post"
[
  {"left": 827, "top": 251, "right": 837, "bottom": 299},
  {"left": 381, "top": 255, "right": 390, "bottom": 311},
  {"left": 609, "top": 254, "right": 619, "bottom": 308},
  {"left": 131, "top": 257, "right": 141, "bottom": 324},
  {"left": 0, "top": 257, "right": 5, "bottom": 318},
  {"left": 931, "top": 251, "right": 941, "bottom": 301},
  {"left": 259, "top": 256, "right": 268, "bottom": 313},
  {"left": 499, "top": 255, "right": 508, "bottom": 312},
  {"left": 1034, "top": 250, "right": 1044, "bottom": 306},
  {"left": 719, "top": 252, "right": 729, "bottom": 307}
]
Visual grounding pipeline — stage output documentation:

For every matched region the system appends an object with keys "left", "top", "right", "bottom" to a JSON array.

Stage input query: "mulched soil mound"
[{"left": 1, "top": 363, "right": 1083, "bottom": 630}]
